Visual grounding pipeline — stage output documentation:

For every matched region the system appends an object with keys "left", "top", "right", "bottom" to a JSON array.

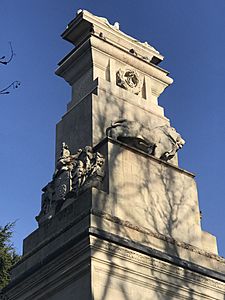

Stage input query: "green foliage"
[{"left": 0, "top": 223, "right": 20, "bottom": 290}]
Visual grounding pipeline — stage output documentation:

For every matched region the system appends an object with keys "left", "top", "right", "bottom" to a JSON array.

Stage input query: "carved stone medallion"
[{"left": 116, "top": 68, "right": 142, "bottom": 95}]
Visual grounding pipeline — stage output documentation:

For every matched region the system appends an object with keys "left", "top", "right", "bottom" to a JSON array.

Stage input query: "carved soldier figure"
[
  {"left": 36, "top": 182, "right": 54, "bottom": 222},
  {"left": 91, "top": 152, "right": 105, "bottom": 177},
  {"left": 61, "top": 142, "right": 70, "bottom": 158},
  {"left": 72, "top": 160, "right": 86, "bottom": 193}
]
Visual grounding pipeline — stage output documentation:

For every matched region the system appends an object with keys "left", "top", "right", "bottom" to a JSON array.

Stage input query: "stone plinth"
[
  {"left": 5, "top": 233, "right": 225, "bottom": 300},
  {"left": 4, "top": 140, "right": 225, "bottom": 299}
]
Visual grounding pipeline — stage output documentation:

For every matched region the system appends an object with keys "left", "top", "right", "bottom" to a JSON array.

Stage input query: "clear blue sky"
[{"left": 1, "top": 1, "right": 225, "bottom": 257}]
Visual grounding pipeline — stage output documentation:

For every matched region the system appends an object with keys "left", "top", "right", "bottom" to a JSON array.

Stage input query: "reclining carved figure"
[{"left": 106, "top": 119, "right": 185, "bottom": 162}]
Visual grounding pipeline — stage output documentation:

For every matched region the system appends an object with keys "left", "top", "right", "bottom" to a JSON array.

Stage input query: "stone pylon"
[{"left": 3, "top": 10, "right": 225, "bottom": 300}]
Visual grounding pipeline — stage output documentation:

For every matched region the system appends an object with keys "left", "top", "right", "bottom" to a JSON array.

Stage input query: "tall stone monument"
[{"left": 2, "top": 10, "right": 225, "bottom": 300}]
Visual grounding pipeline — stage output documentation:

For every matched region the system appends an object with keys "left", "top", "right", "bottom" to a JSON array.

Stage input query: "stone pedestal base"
[
  {"left": 3, "top": 140, "right": 225, "bottom": 299},
  {"left": 2, "top": 139, "right": 225, "bottom": 300},
  {"left": 3, "top": 227, "right": 225, "bottom": 299}
]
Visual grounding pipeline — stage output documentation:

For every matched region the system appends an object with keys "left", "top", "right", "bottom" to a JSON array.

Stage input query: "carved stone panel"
[
  {"left": 36, "top": 144, "right": 105, "bottom": 225},
  {"left": 71, "top": 146, "right": 105, "bottom": 195}
]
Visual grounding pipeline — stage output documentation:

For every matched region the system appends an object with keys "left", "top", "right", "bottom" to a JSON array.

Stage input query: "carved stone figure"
[
  {"left": 72, "top": 160, "right": 86, "bottom": 192},
  {"left": 36, "top": 182, "right": 55, "bottom": 223},
  {"left": 36, "top": 144, "right": 105, "bottom": 225},
  {"left": 71, "top": 146, "right": 105, "bottom": 195},
  {"left": 146, "top": 124, "right": 185, "bottom": 161},
  {"left": 106, "top": 119, "right": 185, "bottom": 162},
  {"left": 61, "top": 142, "right": 70, "bottom": 157},
  {"left": 116, "top": 68, "right": 142, "bottom": 95},
  {"left": 54, "top": 143, "right": 81, "bottom": 178}
]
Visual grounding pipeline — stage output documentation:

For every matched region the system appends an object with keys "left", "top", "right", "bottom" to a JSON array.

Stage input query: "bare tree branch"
[
  {"left": 0, "top": 81, "right": 20, "bottom": 95},
  {"left": 0, "top": 42, "right": 21, "bottom": 95},
  {"left": 0, "top": 42, "right": 14, "bottom": 65}
]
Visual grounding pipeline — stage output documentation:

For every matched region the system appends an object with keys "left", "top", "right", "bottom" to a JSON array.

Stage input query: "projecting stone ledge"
[{"left": 61, "top": 9, "right": 164, "bottom": 65}]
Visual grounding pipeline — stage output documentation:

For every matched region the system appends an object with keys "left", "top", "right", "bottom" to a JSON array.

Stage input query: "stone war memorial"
[{"left": 2, "top": 10, "right": 225, "bottom": 300}]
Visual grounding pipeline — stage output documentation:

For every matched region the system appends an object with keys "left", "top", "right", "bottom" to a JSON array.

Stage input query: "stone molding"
[
  {"left": 56, "top": 35, "right": 173, "bottom": 87},
  {"left": 17, "top": 203, "right": 224, "bottom": 283},
  {"left": 4, "top": 214, "right": 225, "bottom": 299},
  {"left": 4, "top": 231, "right": 225, "bottom": 299},
  {"left": 91, "top": 208, "right": 225, "bottom": 264},
  {"left": 91, "top": 236, "right": 225, "bottom": 292},
  {"left": 62, "top": 10, "right": 163, "bottom": 62},
  {"left": 93, "top": 264, "right": 220, "bottom": 299}
]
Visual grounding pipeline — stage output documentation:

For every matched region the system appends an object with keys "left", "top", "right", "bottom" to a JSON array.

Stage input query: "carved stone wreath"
[{"left": 116, "top": 68, "right": 142, "bottom": 95}]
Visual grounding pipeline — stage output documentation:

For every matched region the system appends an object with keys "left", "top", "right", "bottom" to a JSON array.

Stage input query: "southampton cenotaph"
[{"left": 2, "top": 10, "right": 225, "bottom": 300}]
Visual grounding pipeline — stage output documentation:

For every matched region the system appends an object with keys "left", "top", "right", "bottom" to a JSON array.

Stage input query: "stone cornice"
[
  {"left": 62, "top": 10, "right": 163, "bottom": 62},
  {"left": 90, "top": 227, "right": 225, "bottom": 286}
]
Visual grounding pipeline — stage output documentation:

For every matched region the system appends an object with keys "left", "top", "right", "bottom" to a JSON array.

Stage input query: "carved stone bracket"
[
  {"left": 116, "top": 68, "right": 142, "bottom": 95},
  {"left": 36, "top": 144, "right": 105, "bottom": 225}
]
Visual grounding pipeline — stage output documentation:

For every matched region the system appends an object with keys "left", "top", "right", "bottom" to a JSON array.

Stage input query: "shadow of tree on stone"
[{"left": 87, "top": 87, "right": 216, "bottom": 299}]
